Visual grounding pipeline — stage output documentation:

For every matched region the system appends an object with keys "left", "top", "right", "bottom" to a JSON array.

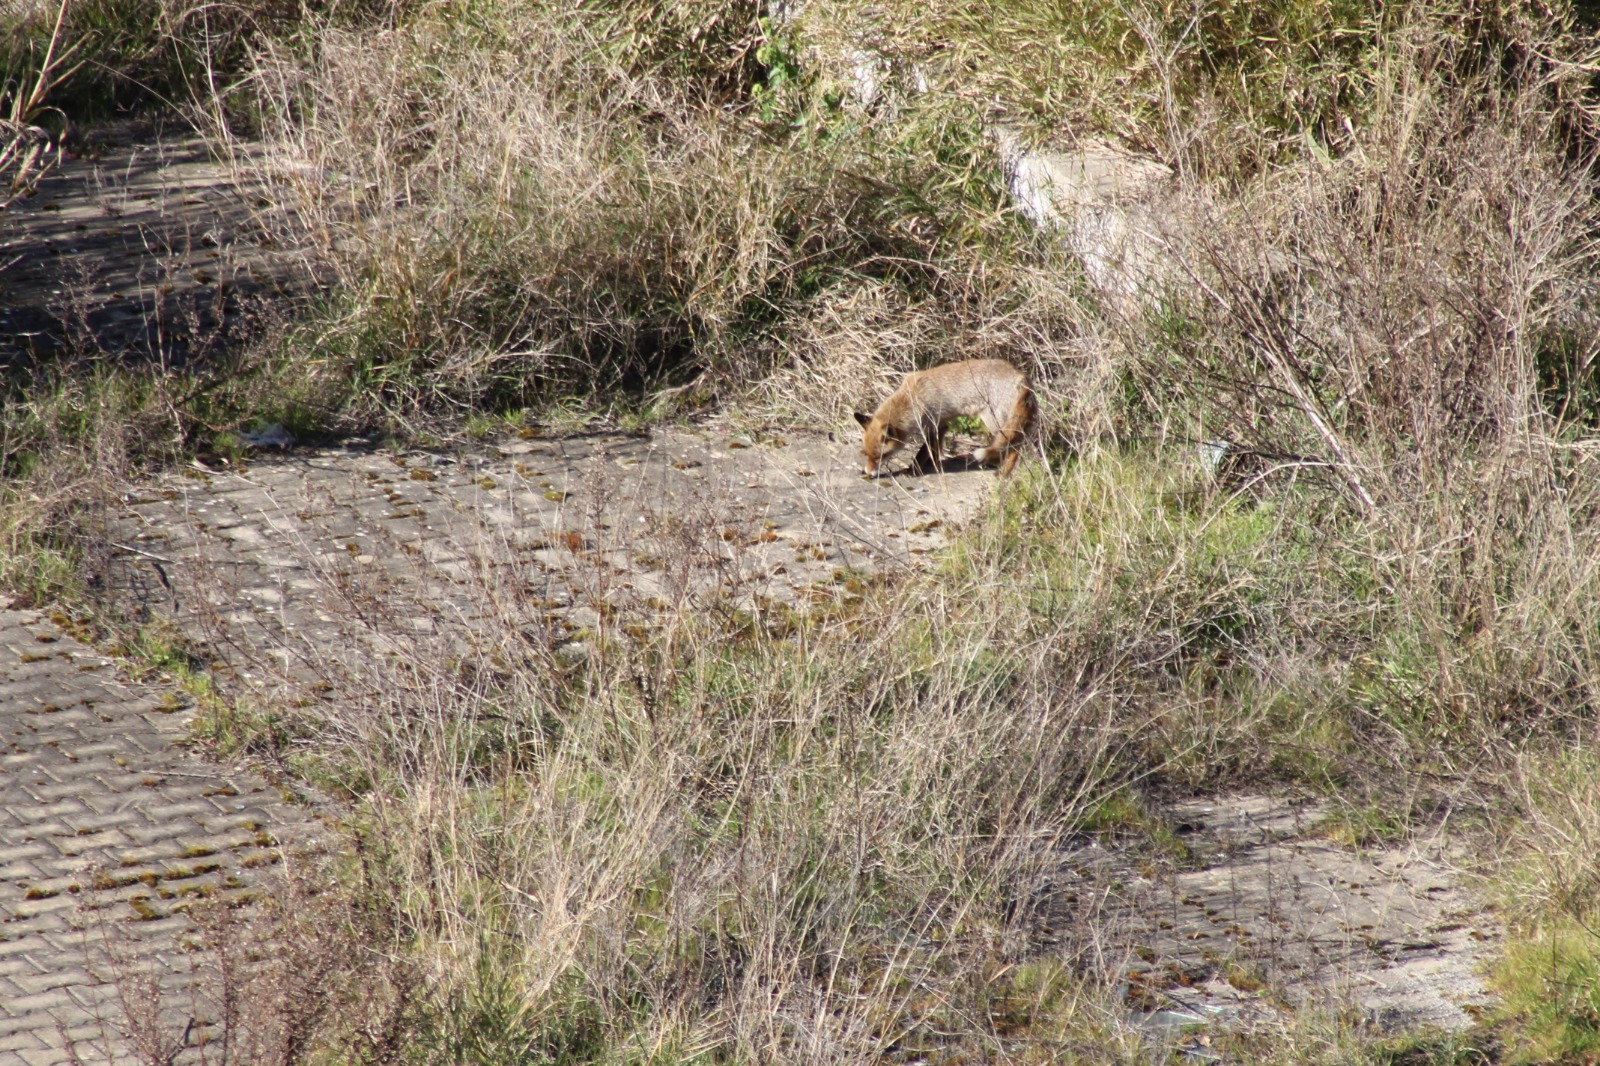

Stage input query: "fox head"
[{"left": 853, "top": 411, "right": 904, "bottom": 475}]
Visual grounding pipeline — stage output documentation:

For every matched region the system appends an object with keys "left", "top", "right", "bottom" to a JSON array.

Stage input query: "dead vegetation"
[{"left": 6, "top": 0, "right": 1600, "bottom": 1061}]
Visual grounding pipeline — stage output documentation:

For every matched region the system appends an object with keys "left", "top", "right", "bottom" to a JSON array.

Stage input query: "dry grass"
[
  {"left": 235, "top": 0, "right": 1094, "bottom": 417},
  {"left": 1122, "top": 18, "right": 1600, "bottom": 757},
  {"left": 183, "top": 493, "right": 1142, "bottom": 1062},
  {"left": 1149, "top": 21, "right": 1600, "bottom": 463},
  {"left": 794, "top": 0, "right": 1588, "bottom": 180},
  {"left": 0, "top": 0, "right": 81, "bottom": 205},
  {"left": 64, "top": 866, "right": 417, "bottom": 1066},
  {"left": 174, "top": 433, "right": 1594, "bottom": 1062},
  {"left": 8, "top": 0, "right": 1600, "bottom": 1060}
]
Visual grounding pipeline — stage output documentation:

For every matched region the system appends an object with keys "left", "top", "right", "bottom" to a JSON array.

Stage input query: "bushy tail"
[{"left": 977, "top": 383, "right": 1036, "bottom": 476}]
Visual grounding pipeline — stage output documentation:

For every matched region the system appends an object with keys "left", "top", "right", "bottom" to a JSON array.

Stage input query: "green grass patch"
[{"left": 1494, "top": 924, "right": 1600, "bottom": 1064}]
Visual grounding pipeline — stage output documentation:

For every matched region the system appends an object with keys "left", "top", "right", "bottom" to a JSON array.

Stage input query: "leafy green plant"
[{"left": 752, "top": 15, "right": 803, "bottom": 125}]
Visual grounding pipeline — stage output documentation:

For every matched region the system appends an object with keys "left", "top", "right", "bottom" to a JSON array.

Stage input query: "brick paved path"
[
  {"left": 2, "top": 121, "right": 1506, "bottom": 1062},
  {"left": 107, "top": 425, "right": 995, "bottom": 692},
  {"left": 98, "top": 425, "right": 1510, "bottom": 1047},
  {"left": 0, "top": 605, "right": 325, "bottom": 1065},
  {"left": 0, "top": 119, "right": 305, "bottom": 366},
  {"left": 1050, "top": 795, "right": 1499, "bottom": 1038},
  {"left": 0, "top": 372, "right": 996, "bottom": 1064}
]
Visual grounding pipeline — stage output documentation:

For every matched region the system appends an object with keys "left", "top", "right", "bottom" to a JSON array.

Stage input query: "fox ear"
[{"left": 853, "top": 411, "right": 872, "bottom": 428}]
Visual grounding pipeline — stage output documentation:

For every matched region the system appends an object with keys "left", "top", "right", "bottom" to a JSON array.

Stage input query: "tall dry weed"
[
  {"left": 1116, "top": 16, "right": 1600, "bottom": 737},
  {"left": 246, "top": 9, "right": 964, "bottom": 410},
  {"left": 47, "top": 0, "right": 1600, "bottom": 1057},
  {"left": 236, "top": 0, "right": 1124, "bottom": 422},
  {"left": 1164, "top": 31, "right": 1599, "bottom": 473},
  {"left": 214, "top": 502, "right": 1137, "bottom": 1061}
]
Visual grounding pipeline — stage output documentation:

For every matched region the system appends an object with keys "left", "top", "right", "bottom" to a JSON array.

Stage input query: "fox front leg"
[{"left": 910, "top": 420, "right": 945, "bottom": 473}]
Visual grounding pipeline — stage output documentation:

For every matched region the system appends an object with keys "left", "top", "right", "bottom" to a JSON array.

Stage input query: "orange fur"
[{"left": 853, "top": 359, "right": 1035, "bottom": 476}]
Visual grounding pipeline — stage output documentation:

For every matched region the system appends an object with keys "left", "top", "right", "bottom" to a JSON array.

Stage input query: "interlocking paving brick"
[
  {"left": 16, "top": 1047, "right": 68, "bottom": 1066},
  {"left": 73, "top": 424, "right": 997, "bottom": 1059},
  {"left": 39, "top": 326, "right": 1500, "bottom": 1052},
  {"left": 13, "top": 398, "right": 1516, "bottom": 1066},
  {"left": 0, "top": 606, "right": 325, "bottom": 1062},
  {"left": 0, "top": 1032, "right": 47, "bottom": 1053},
  {"left": 106, "top": 427, "right": 996, "bottom": 695},
  {"left": 1, "top": 121, "right": 311, "bottom": 368},
  {"left": 1046, "top": 794, "right": 1501, "bottom": 1035}
]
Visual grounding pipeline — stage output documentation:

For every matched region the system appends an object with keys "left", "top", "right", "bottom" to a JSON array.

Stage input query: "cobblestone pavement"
[
  {"left": 101, "top": 428, "right": 1512, "bottom": 1048},
  {"left": 0, "top": 603, "right": 327, "bottom": 1065},
  {"left": 107, "top": 424, "right": 998, "bottom": 692},
  {"left": 100, "top": 424, "right": 1510, "bottom": 1048}
]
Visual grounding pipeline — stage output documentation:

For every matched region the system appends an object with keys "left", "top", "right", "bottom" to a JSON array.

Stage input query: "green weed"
[{"left": 1494, "top": 925, "right": 1600, "bottom": 1064}]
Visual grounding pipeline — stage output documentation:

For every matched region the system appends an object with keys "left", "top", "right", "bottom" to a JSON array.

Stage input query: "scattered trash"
[
  {"left": 240, "top": 423, "right": 293, "bottom": 449},
  {"left": 1197, "top": 439, "right": 1231, "bottom": 477}
]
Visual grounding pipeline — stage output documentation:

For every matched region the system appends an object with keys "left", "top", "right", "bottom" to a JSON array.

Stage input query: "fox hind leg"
[
  {"left": 972, "top": 408, "right": 1011, "bottom": 469},
  {"left": 978, "top": 387, "right": 1036, "bottom": 476}
]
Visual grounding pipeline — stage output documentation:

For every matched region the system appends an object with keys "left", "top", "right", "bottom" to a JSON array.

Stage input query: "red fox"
[{"left": 853, "top": 359, "right": 1036, "bottom": 476}]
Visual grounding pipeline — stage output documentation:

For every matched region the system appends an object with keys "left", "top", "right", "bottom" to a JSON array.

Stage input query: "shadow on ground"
[{"left": 0, "top": 118, "right": 310, "bottom": 367}]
